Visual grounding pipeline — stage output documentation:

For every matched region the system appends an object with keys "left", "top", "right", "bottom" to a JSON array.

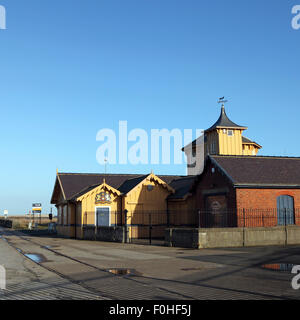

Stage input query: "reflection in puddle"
[
  {"left": 261, "top": 264, "right": 295, "bottom": 272},
  {"left": 107, "top": 269, "right": 142, "bottom": 276},
  {"left": 24, "top": 253, "right": 47, "bottom": 263}
]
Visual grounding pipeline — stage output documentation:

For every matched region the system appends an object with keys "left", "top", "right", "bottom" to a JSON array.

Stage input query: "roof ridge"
[
  {"left": 205, "top": 106, "right": 247, "bottom": 132},
  {"left": 212, "top": 155, "right": 300, "bottom": 159},
  {"left": 58, "top": 172, "right": 143, "bottom": 176}
]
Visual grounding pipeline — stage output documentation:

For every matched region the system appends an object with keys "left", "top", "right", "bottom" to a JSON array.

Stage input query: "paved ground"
[{"left": 0, "top": 227, "right": 299, "bottom": 300}]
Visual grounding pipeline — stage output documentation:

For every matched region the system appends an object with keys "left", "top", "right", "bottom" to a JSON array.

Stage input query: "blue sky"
[{"left": 0, "top": 0, "right": 299, "bottom": 215}]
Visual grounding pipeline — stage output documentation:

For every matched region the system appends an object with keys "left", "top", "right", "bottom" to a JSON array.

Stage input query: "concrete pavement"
[{"left": 0, "top": 227, "right": 300, "bottom": 300}]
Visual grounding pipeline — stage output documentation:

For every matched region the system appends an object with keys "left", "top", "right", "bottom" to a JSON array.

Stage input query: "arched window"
[{"left": 277, "top": 195, "right": 295, "bottom": 225}]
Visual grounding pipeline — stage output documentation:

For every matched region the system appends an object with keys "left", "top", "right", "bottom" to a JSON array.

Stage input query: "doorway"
[
  {"left": 96, "top": 207, "right": 110, "bottom": 227},
  {"left": 277, "top": 195, "right": 295, "bottom": 225}
]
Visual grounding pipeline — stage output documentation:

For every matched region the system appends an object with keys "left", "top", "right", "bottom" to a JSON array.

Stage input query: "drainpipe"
[
  {"left": 74, "top": 202, "right": 77, "bottom": 240},
  {"left": 120, "top": 195, "right": 123, "bottom": 227},
  {"left": 166, "top": 200, "right": 170, "bottom": 228}
]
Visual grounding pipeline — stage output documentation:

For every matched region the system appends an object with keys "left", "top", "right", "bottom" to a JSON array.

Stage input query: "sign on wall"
[
  {"left": 95, "top": 192, "right": 112, "bottom": 204},
  {"left": 205, "top": 195, "right": 227, "bottom": 214}
]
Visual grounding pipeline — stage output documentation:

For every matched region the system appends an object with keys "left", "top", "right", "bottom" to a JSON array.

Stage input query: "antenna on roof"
[
  {"left": 104, "top": 158, "right": 108, "bottom": 175},
  {"left": 218, "top": 97, "right": 228, "bottom": 107}
]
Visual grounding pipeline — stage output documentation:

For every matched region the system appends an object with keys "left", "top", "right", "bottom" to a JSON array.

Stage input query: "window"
[
  {"left": 63, "top": 205, "right": 68, "bottom": 226},
  {"left": 147, "top": 185, "right": 154, "bottom": 191},
  {"left": 227, "top": 130, "right": 234, "bottom": 136},
  {"left": 58, "top": 206, "right": 62, "bottom": 225},
  {"left": 210, "top": 142, "right": 216, "bottom": 154}
]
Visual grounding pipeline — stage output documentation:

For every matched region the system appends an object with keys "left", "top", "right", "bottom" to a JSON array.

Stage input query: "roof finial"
[{"left": 56, "top": 168, "right": 58, "bottom": 176}]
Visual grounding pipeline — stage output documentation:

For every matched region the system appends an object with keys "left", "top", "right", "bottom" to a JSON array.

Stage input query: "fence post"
[
  {"left": 198, "top": 210, "right": 201, "bottom": 228},
  {"left": 124, "top": 209, "right": 128, "bottom": 243},
  {"left": 284, "top": 208, "right": 287, "bottom": 246},
  {"left": 149, "top": 212, "right": 152, "bottom": 245},
  {"left": 243, "top": 208, "right": 245, "bottom": 247}
]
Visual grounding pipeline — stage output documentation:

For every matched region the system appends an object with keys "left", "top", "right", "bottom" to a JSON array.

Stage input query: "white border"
[{"left": 95, "top": 206, "right": 111, "bottom": 227}]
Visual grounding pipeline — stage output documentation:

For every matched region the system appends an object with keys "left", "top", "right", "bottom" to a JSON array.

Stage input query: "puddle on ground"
[
  {"left": 181, "top": 267, "right": 203, "bottom": 271},
  {"left": 261, "top": 264, "right": 296, "bottom": 272},
  {"left": 24, "top": 253, "right": 47, "bottom": 263},
  {"left": 107, "top": 269, "right": 142, "bottom": 276}
]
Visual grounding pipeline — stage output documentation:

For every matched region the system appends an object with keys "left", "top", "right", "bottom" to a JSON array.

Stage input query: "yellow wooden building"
[
  {"left": 51, "top": 172, "right": 197, "bottom": 239},
  {"left": 51, "top": 103, "right": 261, "bottom": 240}
]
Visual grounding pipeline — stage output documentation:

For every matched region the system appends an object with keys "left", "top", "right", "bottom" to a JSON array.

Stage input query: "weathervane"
[{"left": 218, "top": 97, "right": 228, "bottom": 106}]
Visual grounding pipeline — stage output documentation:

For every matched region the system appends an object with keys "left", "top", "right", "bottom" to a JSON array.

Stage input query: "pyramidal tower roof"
[{"left": 205, "top": 105, "right": 247, "bottom": 133}]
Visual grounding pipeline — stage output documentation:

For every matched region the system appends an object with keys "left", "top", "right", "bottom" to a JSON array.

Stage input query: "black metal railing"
[{"left": 55, "top": 208, "right": 300, "bottom": 245}]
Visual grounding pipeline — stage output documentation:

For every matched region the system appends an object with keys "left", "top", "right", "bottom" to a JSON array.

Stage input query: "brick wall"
[
  {"left": 236, "top": 188, "right": 300, "bottom": 227},
  {"left": 194, "top": 158, "right": 300, "bottom": 228},
  {"left": 236, "top": 188, "right": 300, "bottom": 209}
]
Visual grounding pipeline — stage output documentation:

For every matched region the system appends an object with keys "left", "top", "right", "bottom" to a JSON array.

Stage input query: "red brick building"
[{"left": 194, "top": 155, "right": 300, "bottom": 228}]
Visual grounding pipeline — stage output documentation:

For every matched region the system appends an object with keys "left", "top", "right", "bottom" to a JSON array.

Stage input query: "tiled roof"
[
  {"left": 210, "top": 155, "right": 300, "bottom": 187},
  {"left": 51, "top": 172, "right": 191, "bottom": 203},
  {"left": 167, "top": 176, "right": 198, "bottom": 200},
  {"left": 205, "top": 106, "right": 246, "bottom": 132},
  {"left": 242, "top": 136, "right": 262, "bottom": 148}
]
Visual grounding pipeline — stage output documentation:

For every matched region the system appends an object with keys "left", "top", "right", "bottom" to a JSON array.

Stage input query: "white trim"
[{"left": 94, "top": 206, "right": 111, "bottom": 227}]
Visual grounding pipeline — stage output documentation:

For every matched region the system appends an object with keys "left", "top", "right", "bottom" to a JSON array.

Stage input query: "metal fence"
[
  {"left": 199, "top": 208, "right": 300, "bottom": 228},
  {"left": 81, "top": 208, "right": 300, "bottom": 244}
]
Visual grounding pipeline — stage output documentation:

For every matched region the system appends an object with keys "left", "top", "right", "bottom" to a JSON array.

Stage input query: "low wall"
[
  {"left": 165, "top": 226, "right": 300, "bottom": 249},
  {"left": 82, "top": 226, "right": 127, "bottom": 243},
  {"left": 56, "top": 225, "right": 74, "bottom": 238},
  {"left": 165, "top": 228, "right": 199, "bottom": 248},
  {"left": 0, "top": 219, "right": 12, "bottom": 228}
]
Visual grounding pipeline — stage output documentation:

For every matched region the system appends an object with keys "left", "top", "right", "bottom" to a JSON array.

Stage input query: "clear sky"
[{"left": 0, "top": 0, "right": 300, "bottom": 215}]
